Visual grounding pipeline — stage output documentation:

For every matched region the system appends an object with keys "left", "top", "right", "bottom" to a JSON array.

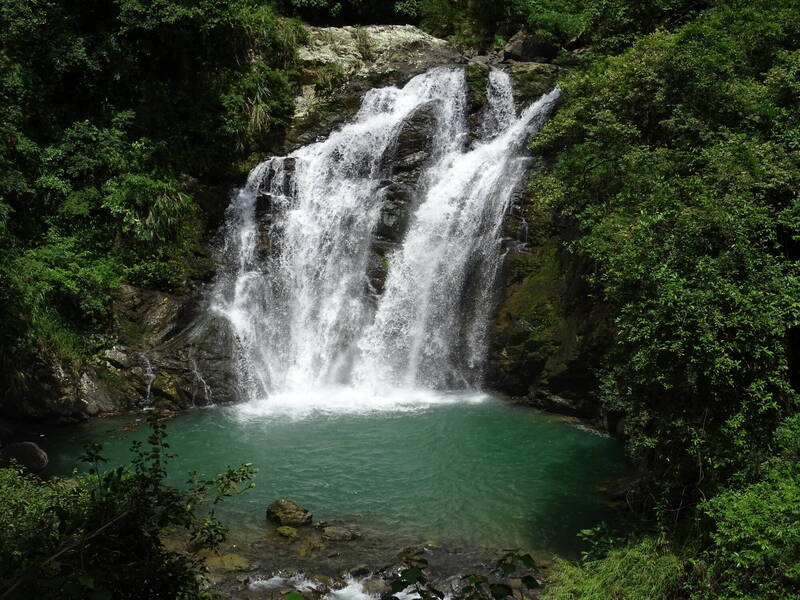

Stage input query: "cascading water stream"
[{"left": 211, "top": 67, "right": 560, "bottom": 412}]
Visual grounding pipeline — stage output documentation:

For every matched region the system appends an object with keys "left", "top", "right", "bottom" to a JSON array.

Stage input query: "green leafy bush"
[
  {"left": 693, "top": 416, "right": 800, "bottom": 599},
  {"left": 0, "top": 0, "right": 303, "bottom": 380},
  {"left": 542, "top": 537, "right": 686, "bottom": 600},
  {"left": 530, "top": 0, "right": 800, "bottom": 507},
  {"left": 0, "top": 416, "right": 255, "bottom": 599}
]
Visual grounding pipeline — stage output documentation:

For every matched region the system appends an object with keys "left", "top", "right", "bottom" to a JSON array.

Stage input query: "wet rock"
[
  {"left": 503, "top": 31, "right": 558, "bottom": 63},
  {"left": 0, "top": 441, "right": 49, "bottom": 472},
  {"left": 487, "top": 212, "right": 611, "bottom": 415},
  {"left": 267, "top": 499, "right": 313, "bottom": 526},
  {"left": 277, "top": 526, "right": 300, "bottom": 540},
  {"left": 349, "top": 565, "right": 370, "bottom": 578},
  {"left": 397, "top": 545, "right": 428, "bottom": 568},
  {"left": 322, "top": 526, "right": 359, "bottom": 541},
  {"left": 391, "top": 100, "right": 439, "bottom": 171},
  {"left": 362, "top": 578, "right": 389, "bottom": 596}
]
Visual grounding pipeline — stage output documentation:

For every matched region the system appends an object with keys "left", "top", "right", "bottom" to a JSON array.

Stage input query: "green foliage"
[
  {"left": 279, "top": 0, "right": 415, "bottom": 23},
  {"left": 693, "top": 416, "right": 800, "bottom": 599},
  {"left": 542, "top": 537, "right": 686, "bottom": 600},
  {"left": 0, "top": 1, "right": 302, "bottom": 383},
  {"left": 0, "top": 414, "right": 256, "bottom": 599},
  {"left": 530, "top": 0, "right": 800, "bottom": 507}
]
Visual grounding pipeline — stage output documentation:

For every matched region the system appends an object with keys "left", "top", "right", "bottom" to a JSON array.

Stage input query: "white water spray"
[{"left": 211, "top": 67, "right": 560, "bottom": 414}]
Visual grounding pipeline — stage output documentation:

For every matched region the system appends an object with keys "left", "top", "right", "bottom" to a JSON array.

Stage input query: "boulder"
[
  {"left": 361, "top": 578, "right": 389, "bottom": 596},
  {"left": 503, "top": 31, "right": 558, "bottom": 63},
  {"left": 266, "top": 499, "right": 313, "bottom": 526},
  {"left": 0, "top": 441, "right": 49, "bottom": 472},
  {"left": 349, "top": 565, "right": 371, "bottom": 578},
  {"left": 509, "top": 62, "right": 562, "bottom": 110}
]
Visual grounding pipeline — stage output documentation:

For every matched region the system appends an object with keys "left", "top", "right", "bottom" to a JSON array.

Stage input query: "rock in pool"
[{"left": 266, "top": 498, "right": 313, "bottom": 526}]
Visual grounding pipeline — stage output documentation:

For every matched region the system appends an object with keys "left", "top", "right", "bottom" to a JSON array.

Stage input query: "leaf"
[
  {"left": 519, "top": 554, "right": 536, "bottom": 569},
  {"left": 401, "top": 567, "right": 423, "bottom": 584},
  {"left": 490, "top": 583, "right": 513, "bottom": 600},
  {"left": 391, "top": 580, "right": 409, "bottom": 593},
  {"left": 284, "top": 593, "right": 307, "bottom": 600},
  {"left": 498, "top": 561, "right": 515, "bottom": 576}
]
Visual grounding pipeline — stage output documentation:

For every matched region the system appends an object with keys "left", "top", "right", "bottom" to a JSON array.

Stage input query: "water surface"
[{"left": 44, "top": 393, "right": 625, "bottom": 555}]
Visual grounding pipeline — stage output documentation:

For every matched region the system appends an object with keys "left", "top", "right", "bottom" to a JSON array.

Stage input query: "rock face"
[
  {"left": 267, "top": 499, "right": 313, "bottom": 527},
  {"left": 285, "top": 25, "right": 462, "bottom": 152},
  {"left": 3, "top": 24, "right": 580, "bottom": 425},
  {"left": 2, "top": 283, "right": 239, "bottom": 423},
  {"left": 0, "top": 441, "right": 49, "bottom": 472},
  {"left": 367, "top": 100, "right": 440, "bottom": 293},
  {"left": 486, "top": 206, "right": 611, "bottom": 418}
]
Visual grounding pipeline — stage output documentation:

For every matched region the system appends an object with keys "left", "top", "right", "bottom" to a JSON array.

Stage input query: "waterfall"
[{"left": 212, "top": 67, "right": 560, "bottom": 412}]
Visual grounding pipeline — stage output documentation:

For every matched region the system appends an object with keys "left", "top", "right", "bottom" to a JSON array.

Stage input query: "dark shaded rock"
[
  {"left": 0, "top": 418, "right": 15, "bottom": 443},
  {"left": 267, "top": 499, "right": 313, "bottom": 526},
  {"left": 503, "top": 31, "right": 558, "bottom": 63},
  {"left": 390, "top": 100, "right": 439, "bottom": 172},
  {"left": 487, "top": 208, "right": 611, "bottom": 417},
  {"left": 375, "top": 183, "right": 413, "bottom": 242},
  {"left": 0, "top": 441, "right": 48, "bottom": 472},
  {"left": 349, "top": 565, "right": 370, "bottom": 578}
]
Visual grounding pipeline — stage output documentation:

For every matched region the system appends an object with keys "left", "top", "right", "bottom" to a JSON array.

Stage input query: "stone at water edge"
[
  {"left": 266, "top": 498, "right": 313, "bottom": 526},
  {"left": 361, "top": 578, "right": 389, "bottom": 596},
  {"left": 0, "top": 441, "right": 49, "bottom": 472},
  {"left": 349, "top": 565, "right": 370, "bottom": 578}
]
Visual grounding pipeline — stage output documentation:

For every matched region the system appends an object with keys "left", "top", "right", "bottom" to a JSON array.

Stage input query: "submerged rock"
[
  {"left": 277, "top": 526, "right": 300, "bottom": 540},
  {"left": 322, "top": 526, "right": 359, "bottom": 541},
  {"left": 267, "top": 499, "right": 313, "bottom": 526},
  {"left": 0, "top": 441, "right": 49, "bottom": 472}
]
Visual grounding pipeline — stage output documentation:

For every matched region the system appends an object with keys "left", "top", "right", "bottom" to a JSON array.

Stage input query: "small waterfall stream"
[{"left": 212, "top": 67, "right": 560, "bottom": 409}]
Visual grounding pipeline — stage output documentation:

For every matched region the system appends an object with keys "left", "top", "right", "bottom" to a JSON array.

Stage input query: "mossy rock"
[
  {"left": 509, "top": 62, "right": 562, "bottom": 107},
  {"left": 488, "top": 210, "right": 611, "bottom": 411},
  {"left": 466, "top": 61, "right": 490, "bottom": 110},
  {"left": 205, "top": 553, "right": 250, "bottom": 572}
]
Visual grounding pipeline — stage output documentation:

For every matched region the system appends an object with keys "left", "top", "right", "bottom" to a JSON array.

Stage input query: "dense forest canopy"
[{"left": 1, "top": 0, "right": 799, "bottom": 598}]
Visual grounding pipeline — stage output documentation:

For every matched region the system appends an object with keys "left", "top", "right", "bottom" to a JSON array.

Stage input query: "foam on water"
[{"left": 231, "top": 386, "right": 490, "bottom": 421}]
